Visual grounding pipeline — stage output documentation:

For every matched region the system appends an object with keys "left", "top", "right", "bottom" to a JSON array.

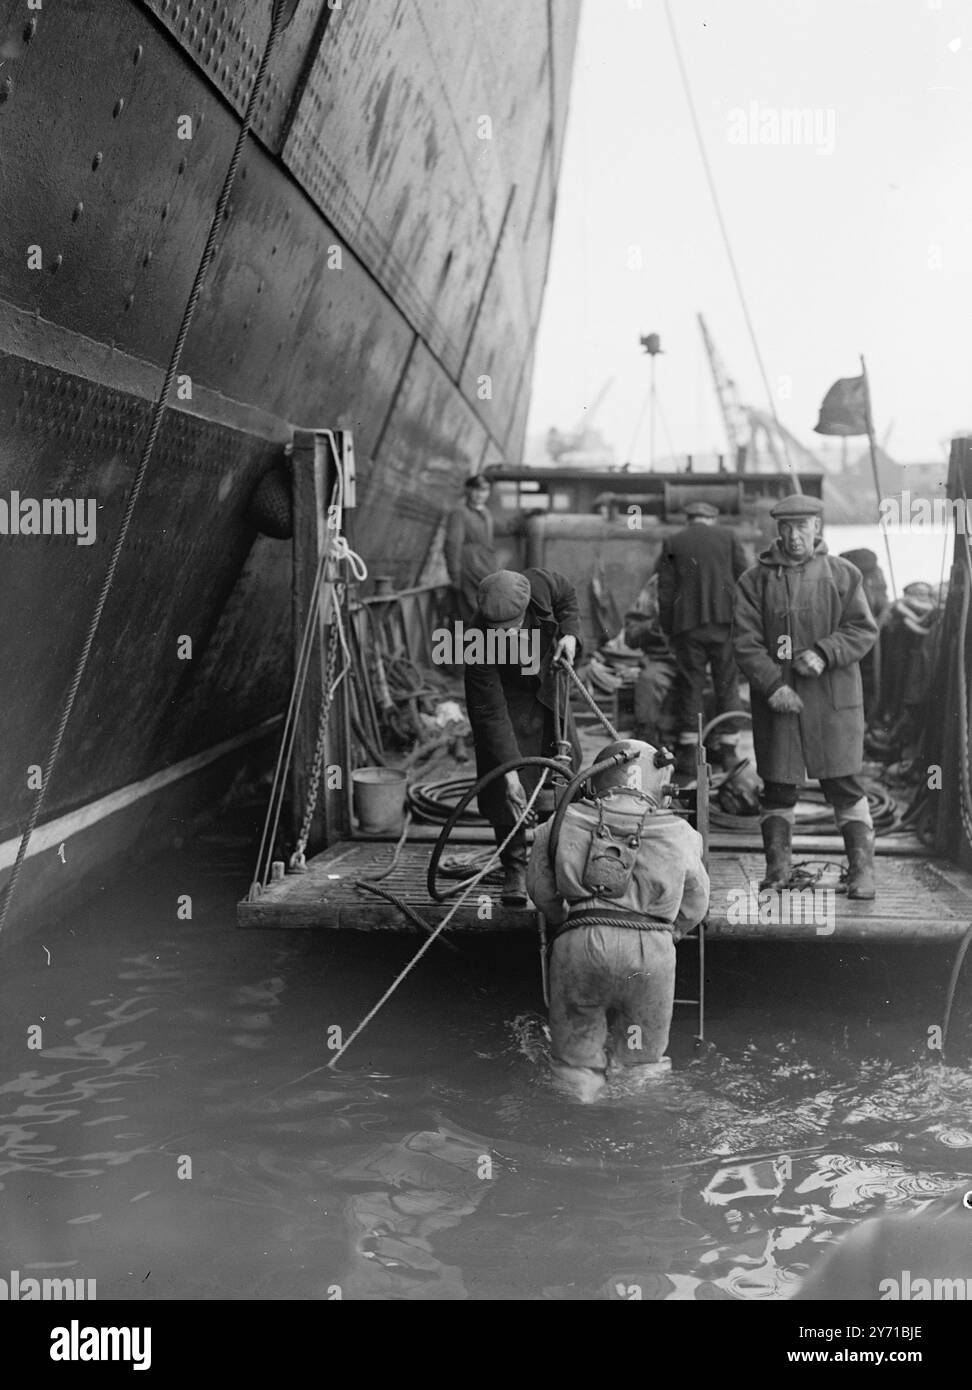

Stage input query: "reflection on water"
[{"left": 2, "top": 813, "right": 972, "bottom": 1300}]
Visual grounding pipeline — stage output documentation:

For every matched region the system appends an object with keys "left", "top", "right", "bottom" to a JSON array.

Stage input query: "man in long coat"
[
  {"left": 732, "top": 494, "right": 878, "bottom": 898},
  {"left": 464, "top": 569, "right": 583, "bottom": 904},
  {"left": 657, "top": 500, "right": 749, "bottom": 774},
  {"left": 445, "top": 475, "right": 498, "bottom": 624}
]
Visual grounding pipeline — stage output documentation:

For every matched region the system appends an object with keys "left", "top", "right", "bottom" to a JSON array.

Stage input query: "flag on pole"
[{"left": 813, "top": 375, "right": 868, "bottom": 436}]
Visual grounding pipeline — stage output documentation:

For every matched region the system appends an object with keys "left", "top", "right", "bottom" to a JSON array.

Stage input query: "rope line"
[
  {"left": 0, "top": 0, "right": 289, "bottom": 934},
  {"left": 954, "top": 521, "right": 972, "bottom": 851},
  {"left": 320, "top": 773, "right": 550, "bottom": 1075},
  {"left": 251, "top": 440, "right": 367, "bottom": 890},
  {"left": 352, "top": 879, "right": 461, "bottom": 956},
  {"left": 662, "top": 0, "right": 795, "bottom": 483},
  {"left": 252, "top": 514, "right": 334, "bottom": 892},
  {"left": 557, "top": 658, "right": 621, "bottom": 740}
]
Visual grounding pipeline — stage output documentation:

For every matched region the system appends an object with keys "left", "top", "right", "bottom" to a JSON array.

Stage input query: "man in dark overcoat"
[
  {"left": 444, "top": 475, "right": 498, "bottom": 624},
  {"left": 657, "top": 500, "right": 748, "bottom": 774},
  {"left": 732, "top": 494, "right": 879, "bottom": 897},
  {"left": 464, "top": 569, "right": 583, "bottom": 904}
]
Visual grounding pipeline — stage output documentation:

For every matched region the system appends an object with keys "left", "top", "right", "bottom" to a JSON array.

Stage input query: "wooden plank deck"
[{"left": 238, "top": 837, "right": 972, "bottom": 942}]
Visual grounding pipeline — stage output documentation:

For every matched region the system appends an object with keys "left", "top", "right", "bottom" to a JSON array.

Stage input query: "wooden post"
[
  {"left": 860, "top": 353, "right": 898, "bottom": 601},
  {"left": 291, "top": 430, "right": 352, "bottom": 855},
  {"left": 695, "top": 715, "right": 709, "bottom": 1043}
]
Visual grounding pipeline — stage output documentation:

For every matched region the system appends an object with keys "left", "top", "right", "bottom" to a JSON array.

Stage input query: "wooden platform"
[{"left": 238, "top": 837, "right": 972, "bottom": 943}]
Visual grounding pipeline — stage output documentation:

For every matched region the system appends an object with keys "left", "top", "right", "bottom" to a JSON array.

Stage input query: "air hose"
[
  {"left": 426, "top": 756, "right": 573, "bottom": 902},
  {"left": 544, "top": 749, "right": 647, "bottom": 871}
]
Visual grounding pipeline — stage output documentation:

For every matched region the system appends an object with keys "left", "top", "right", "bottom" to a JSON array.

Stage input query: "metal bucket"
[{"left": 352, "top": 767, "right": 407, "bottom": 833}]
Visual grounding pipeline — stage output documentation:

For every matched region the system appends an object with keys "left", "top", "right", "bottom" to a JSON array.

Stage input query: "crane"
[
  {"left": 697, "top": 313, "right": 827, "bottom": 476},
  {"left": 697, "top": 313, "right": 751, "bottom": 467}
]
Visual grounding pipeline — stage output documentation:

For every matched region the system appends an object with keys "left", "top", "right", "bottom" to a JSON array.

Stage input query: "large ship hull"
[{"left": 0, "top": 0, "right": 582, "bottom": 933}]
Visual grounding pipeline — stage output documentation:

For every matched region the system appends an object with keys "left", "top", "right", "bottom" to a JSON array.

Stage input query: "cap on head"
[
  {"left": 465, "top": 474, "right": 490, "bottom": 492},
  {"left": 590, "top": 739, "right": 673, "bottom": 805},
  {"left": 477, "top": 570, "right": 531, "bottom": 624},
  {"left": 770, "top": 494, "right": 824, "bottom": 521},
  {"left": 840, "top": 547, "right": 878, "bottom": 573},
  {"left": 684, "top": 500, "right": 719, "bottom": 519}
]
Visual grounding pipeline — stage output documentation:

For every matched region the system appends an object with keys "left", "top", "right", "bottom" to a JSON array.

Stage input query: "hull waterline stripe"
[
  {"left": 0, "top": 298, "right": 292, "bottom": 445},
  {"left": 0, "top": 716, "right": 283, "bottom": 871}
]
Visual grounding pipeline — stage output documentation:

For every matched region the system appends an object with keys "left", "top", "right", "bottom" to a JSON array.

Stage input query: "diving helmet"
[{"left": 590, "top": 739, "right": 675, "bottom": 806}]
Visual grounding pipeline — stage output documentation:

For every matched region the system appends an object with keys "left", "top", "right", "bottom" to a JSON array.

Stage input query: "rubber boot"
[
  {"left": 842, "top": 821, "right": 876, "bottom": 900},
  {"left": 760, "top": 815, "right": 793, "bottom": 889},
  {"left": 497, "top": 829, "right": 529, "bottom": 906}
]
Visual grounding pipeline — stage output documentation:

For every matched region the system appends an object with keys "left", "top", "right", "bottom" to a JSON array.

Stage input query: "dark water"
[{"left": 3, "top": 812, "right": 972, "bottom": 1301}]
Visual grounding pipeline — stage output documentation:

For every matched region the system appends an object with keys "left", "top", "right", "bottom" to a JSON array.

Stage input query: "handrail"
[{"left": 358, "top": 583, "right": 448, "bottom": 606}]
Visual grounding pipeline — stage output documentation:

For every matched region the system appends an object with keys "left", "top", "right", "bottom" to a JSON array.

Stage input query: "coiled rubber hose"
[
  {"left": 408, "top": 777, "right": 481, "bottom": 825},
  {"left": 708, "top": 783, "right": 898, "bottom": 834}
]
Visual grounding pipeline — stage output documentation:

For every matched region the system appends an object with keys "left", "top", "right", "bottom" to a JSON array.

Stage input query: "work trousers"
[
  {"left": 632, "top": 656, "right": 677, "bottom": 745},
  {"left": 761, "top": 776, "right": 868, "bottom": 812},
  {"left": 548, "top": 924, "right": 676, "bottom": 1073},
  {"left": 671, "top": 622, "right": 741, "bottom": 737}
]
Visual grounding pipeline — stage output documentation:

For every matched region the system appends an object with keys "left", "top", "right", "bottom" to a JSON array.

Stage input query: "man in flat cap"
[
  {"left": 657, "top": 500, "right": 749, "bottom": 776},
  {"left": 733, "top": 494, "right": 879, "bottom": 897},
  {"left": 445, "top": 475, "right": 498, "bottom": 624},
  {"left": 464, "top": 569, "right": 583, "bottom": 905}
]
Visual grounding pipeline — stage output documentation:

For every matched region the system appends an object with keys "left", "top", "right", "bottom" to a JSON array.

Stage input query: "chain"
[
  {"left": 557, "top": 658, "right": 621, "bottom": 741},
  {"left": 290, "top": 588, "right": 344, "bottom": 869}
]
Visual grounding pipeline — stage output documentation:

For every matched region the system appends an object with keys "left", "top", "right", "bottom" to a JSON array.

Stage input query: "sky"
[{"left": 526, "top": 0, "right": 972, "bottom": 467}]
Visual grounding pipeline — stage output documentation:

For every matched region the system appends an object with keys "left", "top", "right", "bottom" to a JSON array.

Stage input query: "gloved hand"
[
  {"left": 768, "top": 684, "right": 804, "bottom": 715},
  {"left": 553, "top": 635, "right": 578, "bottom": 667},
  {"left": 792, "top": 648, "right": 826, "bottom": 678}
]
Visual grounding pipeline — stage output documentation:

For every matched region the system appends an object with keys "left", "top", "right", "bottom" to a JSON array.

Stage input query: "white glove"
[
  {"left": 768, "top": 684, "right": 804, "bottom": 715},
  {"left": 792, "top": 648, "right": 826, "bottom": 678}
]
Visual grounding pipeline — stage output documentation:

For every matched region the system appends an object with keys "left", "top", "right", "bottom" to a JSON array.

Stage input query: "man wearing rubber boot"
[
  {"left": 656, "top": 500, "right": 748, "bottom": 777},
  {"left": 526, "top": 740, "right": 709, "bottom": 1102},
  {"left": 732, "top": 494, "right": 879, "bottom": 898},
  {"left": 464, "top": 569, "right": 583, "bottom": 905}
]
